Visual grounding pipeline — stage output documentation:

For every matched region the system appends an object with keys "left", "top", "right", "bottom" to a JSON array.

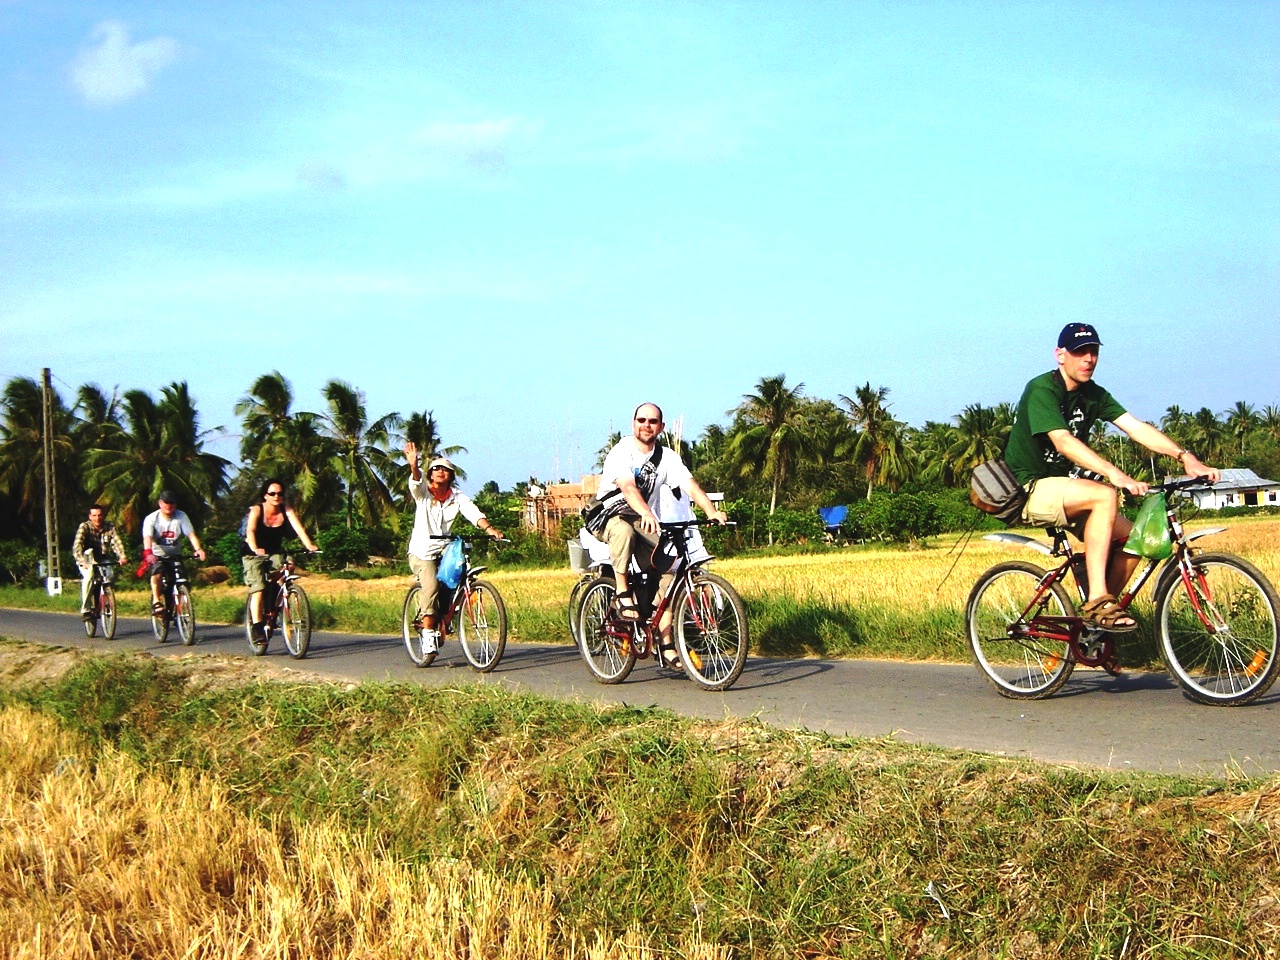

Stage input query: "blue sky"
[{"left": 3, "top": 0, "right": 1277, "bottom": 491}]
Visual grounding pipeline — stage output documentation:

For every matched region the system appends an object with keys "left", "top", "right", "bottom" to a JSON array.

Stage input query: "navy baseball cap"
[
  {"left": 1058, "top": 323, "right": 1102, "bottom": 350},
  {"left": 159, "top": 490, "right": 177, "bottom": 503}
]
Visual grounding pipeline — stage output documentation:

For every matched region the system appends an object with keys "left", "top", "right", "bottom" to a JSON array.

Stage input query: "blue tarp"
[{"left": 818, "top": 505, "right": 848, "bottom": 530}]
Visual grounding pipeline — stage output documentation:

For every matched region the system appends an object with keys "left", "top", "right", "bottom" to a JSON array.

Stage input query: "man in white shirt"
[{"left": 592, "top": 403, "right": 726, "bottom": 664}]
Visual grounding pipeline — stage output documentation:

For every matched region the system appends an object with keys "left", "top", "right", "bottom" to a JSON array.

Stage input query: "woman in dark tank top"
[{"left": 243, "top": 478, "right": 320, "bottom": 641}]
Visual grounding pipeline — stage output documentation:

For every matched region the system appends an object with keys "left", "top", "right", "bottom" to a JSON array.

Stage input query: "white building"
[{"left": 1177, "top": 468, "right": 1280, "bottom": 510}]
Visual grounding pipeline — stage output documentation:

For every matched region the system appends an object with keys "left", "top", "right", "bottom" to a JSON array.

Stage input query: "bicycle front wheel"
[
  {"left": 174, "top": 584, "right": 196, "bottom": 646},
  {"left": 966, "top": 561, "right": 1075, "bottom": 699},
  {"left": 283, "top": 585, "right": 312, "bottom": 659},
  {"left": 577, "top": 577, "right": 636, "bottom": 684},
  {"left": 401, "top": 584, "right": 436, "bottom": 667},
  {"left": 673, "top": 572, "right": 749, "bottom": 691},
  {"left": 152, "top": 597, "right": 170, "bottom": 642},
  {"left": 455, "top": 580, "right": 507, "bottom": 672},
  {"left": 99, "top": 585, "right": 117, "bottom": 641},
  {"left": 566, "top": 573, "right": 594, "bottom": 641},
  {"left": 1155, "top": 553, "right": 1280, "bottom": 706}
]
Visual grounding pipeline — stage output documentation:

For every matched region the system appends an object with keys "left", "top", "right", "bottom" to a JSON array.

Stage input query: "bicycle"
[
  {"left": 245, "top": 555, "right": 314, "bottom": 659},
  {"left": 574, "top": 520, "right": 749, "bottom": 691},
  {"left": 401, "top": 536, "right": 509, "bottom": 671},
  {"left": 151, "top": 558, "right": 196, "bottom": 645},
  {"left": 965, "top": 478, "right": 1280, "bottom": 705},
  {"left": 82, "top": 561, "right": 118, "bottom": 640}
]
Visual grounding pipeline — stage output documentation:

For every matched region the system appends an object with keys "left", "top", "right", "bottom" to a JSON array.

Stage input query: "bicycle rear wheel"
[
  {"left": 283, "top": 585, "right": 312, "bottom": 659},
  {"left": 966, "top": 561, "right": 1075, "bottom": 699},
  {"left": 401, "top": 584, "right": 436, "bottom": 667},
  {"left": 577, "top": 577, "right": 636, "bottom": 684},
  {"left": 1155, "top": 553, "right": 1280, "bottom": 705},
  {"left": 98, "top": 585, "right": 116, "bottom": 641},
  {"left": 455, "top": 580, "right": 507, "bottom": 672},
  {"left": 174, "top": 584, "right": 196, "bottom": 645},
  {"left": 673, "top": 572, "right": 749, "bottom": 691}
]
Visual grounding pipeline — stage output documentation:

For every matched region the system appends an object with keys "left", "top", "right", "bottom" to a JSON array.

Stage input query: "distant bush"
[
  {"left": 0, "top": 540, "right": 40, "bottom": 586},
  {"left": 316, "top": 526, "right": 370, "bottom": 571}
]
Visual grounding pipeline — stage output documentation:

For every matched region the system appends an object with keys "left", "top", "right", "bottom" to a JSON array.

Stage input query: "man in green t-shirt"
[{"left": 1003, "top": 323, "right": 1219, "bottom": 631}]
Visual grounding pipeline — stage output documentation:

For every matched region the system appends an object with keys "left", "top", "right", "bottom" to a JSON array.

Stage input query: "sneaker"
[
  {"left": 82, "top": 612, "right": 95, "bottom": 622},
  {"left": 251, "top": 622, "right": 267, "bottom": 643},
  {"left": 421, "top": 629, "right": 440, "bottom": 657}
]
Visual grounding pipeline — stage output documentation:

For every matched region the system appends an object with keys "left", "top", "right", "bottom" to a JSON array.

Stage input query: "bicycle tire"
[
  {"left": 966, "top": 561, "right": 1076, "bottom": 699},
  {"left": 455, "top": 580, "right": 507, "bottom": 672},
  {"left": 244, "top": 596, "right": 268, "bottom": 655},
  {"left": 152, "top": 596, "right": 170, "bottom": 643},
  {"left": 99, "top": 584, "right": 116, "bottom": 641},
  {"left": 283, "top": 584, "right": 312, "bottom": 659},
  {"left": 174, "top": 584, "right": 196, "bottom": 646},
  {"left": 577, "top": 577, "right": 636, "bottom": 684},
  {"left": 83, "top": 583, "right": 97, "bottom": 637},
  {"left": 566, "top": 573, "right": 594, "bottom": 641},
  {"left": 1155, "top": 552, "right": 1280, "bottom": 706},
  {"left": 401, "top": 584, "right": 437, "bottom": 667},
  {"left": 673, "top": 572, "right": 749, "bottom": 691}
]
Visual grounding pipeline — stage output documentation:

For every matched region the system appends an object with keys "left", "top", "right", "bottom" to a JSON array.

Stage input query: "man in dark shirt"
[{"left": 1003, "top": 323, "right": 1219, "bottom": 630}]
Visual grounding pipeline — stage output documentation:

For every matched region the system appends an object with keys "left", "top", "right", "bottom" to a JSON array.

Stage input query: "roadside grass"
[
  {"left": 4, "top": 516, "right": 1277, "bottom": 668},
  {"left": 2, "top": 641, "right": 1278, "bottom": 959}
]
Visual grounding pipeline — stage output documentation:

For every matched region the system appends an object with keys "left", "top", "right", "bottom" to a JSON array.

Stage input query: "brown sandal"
[
  {"left": 1080, "top": 595, "right": 1138, "bottom": 633},
  {"left": 614, "top": 591, "right": 641, "bottom": 622}
]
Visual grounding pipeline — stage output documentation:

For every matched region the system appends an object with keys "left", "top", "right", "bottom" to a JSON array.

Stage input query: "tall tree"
[
  {"left": 1225, "top": 401, "right": 1258, "bottom": 459},
  {"left": 839, "top": 383, "right": 913, "bottom": 499},
  {"left": 81, "top": 383, "right": 230, "bottom": 533},
  {"left": 946, "top": 403, "right": 1013, "bottom": 479},
  {"left": 236, "top": 372, "right": 337, "bottom": 525},
  {"left": 319, "top": 380, "right": 401, "bottom": 529},
  {"left": 0, "top": 376, "right": 79, "bottom": 532},
  {"left": 727, "top": 375, "right": 814, "bottom": 540}
]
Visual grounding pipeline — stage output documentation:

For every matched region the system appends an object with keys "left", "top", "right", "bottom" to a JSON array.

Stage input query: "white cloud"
[{"left": 69, "top": 20, "right": 178, "bottom": 106}]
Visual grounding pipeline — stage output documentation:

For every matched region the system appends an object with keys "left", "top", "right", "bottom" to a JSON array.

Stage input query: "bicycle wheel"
[
  {"left": 1155, "top": 552, "right": 1280, "bottom": 706},
  {"left": 174, "top": 584, "right": 196, "bottom": 646},
  {"left": 673, "top": 572, "right": 749, "bottom": 691},
  {"left": 245, "top": 596, "right": 267, "bottom": 655},
  {"left": 566, "top": 574, "right": 594, "bottom": 641},
  {"left": 401, "top": 584, "right": 436, "bottom": 667},
  {"left": 577, "top": 578, "right": 636, "bottom": 684},
  {"left": 152, "top": 594, "right": 170, "bottom": 642},
  {"left": 283, "top": 585, "right": 312, "bottom": 659},
  {"left": 99, "top": 584, "right": 117, "bottom": 641},
  {"left": 84, "top": 584, "right": 97, "bottom": 637},
  {"left": 455, "top": 580, "right": 507, "bottom": 672},
  {"left": 966, "top": 561, "right": 1076, "bottom": 699}
]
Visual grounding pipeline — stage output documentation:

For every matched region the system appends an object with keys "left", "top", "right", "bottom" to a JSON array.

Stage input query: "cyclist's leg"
[
  {"left": 601, "top": 517, "right": 659, "bottom": 618},
  {"left": 408, "top": 554, "right": 440, "bottom": 629},
  {"left": 1042, "top": 477, "right": 1128, "bottom": 606},
  {"left": 77, "top": 562, "right": 94, "bottom": 617},
  {"left": 149, "top": 562, "right": 166, "bottom": 610},
  {"left": 243, "top": 555, "right": 271, "bottom": 626}
]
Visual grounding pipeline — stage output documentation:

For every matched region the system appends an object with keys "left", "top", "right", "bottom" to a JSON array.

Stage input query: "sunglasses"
[
  {"left": 265, "top": 490, "right": 283, "bottom": 497},
  {"left": 634, "top": 417, "right": 661, "bottom": 425}
]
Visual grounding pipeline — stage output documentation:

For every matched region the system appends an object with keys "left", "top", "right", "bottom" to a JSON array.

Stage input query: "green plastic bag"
[{"left": 1124, "top": 491, "right": 1172, "bottom": 559}]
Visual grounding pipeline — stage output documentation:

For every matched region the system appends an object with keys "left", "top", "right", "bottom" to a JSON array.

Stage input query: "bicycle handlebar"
[
  {"left": 659, "top": 519, "right": 737, "bottom": 529},
  {"left": 1150, "top": 477, "right": 1214, "bottom": 495}
]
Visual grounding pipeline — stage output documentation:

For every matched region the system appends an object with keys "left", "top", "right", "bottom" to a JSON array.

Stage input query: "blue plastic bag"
[{"left": 436, "top": 538, "right": 466, "bottom": 589}]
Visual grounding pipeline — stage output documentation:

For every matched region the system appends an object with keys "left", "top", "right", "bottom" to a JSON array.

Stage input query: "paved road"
[{"left": 3, "top": 607, "right": 1278, "bottom": 777}]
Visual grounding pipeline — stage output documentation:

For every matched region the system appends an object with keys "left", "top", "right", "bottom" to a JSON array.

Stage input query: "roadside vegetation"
[{"left": 2, "top": 641, "right": 1278, "bottom": 959}]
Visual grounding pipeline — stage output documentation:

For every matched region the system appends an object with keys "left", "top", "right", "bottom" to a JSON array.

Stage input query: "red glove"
[{"left": 135, "top": 549, "right": 153, "bottom": 579}]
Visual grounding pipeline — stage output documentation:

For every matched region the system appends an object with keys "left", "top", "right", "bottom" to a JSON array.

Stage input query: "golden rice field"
[{"left": 0, "top": 703, "right": 729, "bottom": 960}]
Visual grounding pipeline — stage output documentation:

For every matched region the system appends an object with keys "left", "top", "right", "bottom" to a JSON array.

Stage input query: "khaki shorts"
[{"left": 1022, "top": 477, "right": 1086, "bottom": 539}]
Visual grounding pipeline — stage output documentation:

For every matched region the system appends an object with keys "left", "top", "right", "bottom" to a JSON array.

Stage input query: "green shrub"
[
  {"left": 316, "top": 526, "right": 370, "bottom": 571},
  {"left": 0, "top": 540, "right": 40, "bottom": 586}
]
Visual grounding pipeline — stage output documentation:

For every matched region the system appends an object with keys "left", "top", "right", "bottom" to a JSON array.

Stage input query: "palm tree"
[
  {"left": 319, "top": 379, "right": 401, "bottom": 529},
  {"left": 72, "top": 383, "right": 123, "bottom": 448},
  {"left": 0, "top": 376, "right": 79, "bottom": 532},
  {"left": 81, "top": 383, "right": 230, "bottom": 533},
  {"left": 726, "top": 376, "right": 813, "bottom": 541},
  {"left": 839, "top": 383, "right": 913, "bottom": 499},
  {"left": 913, "top": 420, "right": 960, "bottom": 486},
  {"left": 1187, "top": 407, "right": 1228, "bottom": 467},
  {"left": 1225, "top": 401, "right": 1258, "bottom": 459},
  {"left": 236, "top": 372, "right": 338, "bottom": 524}
]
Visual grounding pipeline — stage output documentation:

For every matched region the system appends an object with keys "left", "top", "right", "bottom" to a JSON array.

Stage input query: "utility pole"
[{"left": 42, "top": 368, "right": 62, "bottom": 596}]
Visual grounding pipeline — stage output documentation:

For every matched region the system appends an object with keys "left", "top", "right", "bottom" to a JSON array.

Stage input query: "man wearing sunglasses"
[
  {"left": 592, "top": 403, "right": 727, "bottom": 666},
  {"left": 1003, "top": 323, "right": 1219, "bottom": 632}
]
